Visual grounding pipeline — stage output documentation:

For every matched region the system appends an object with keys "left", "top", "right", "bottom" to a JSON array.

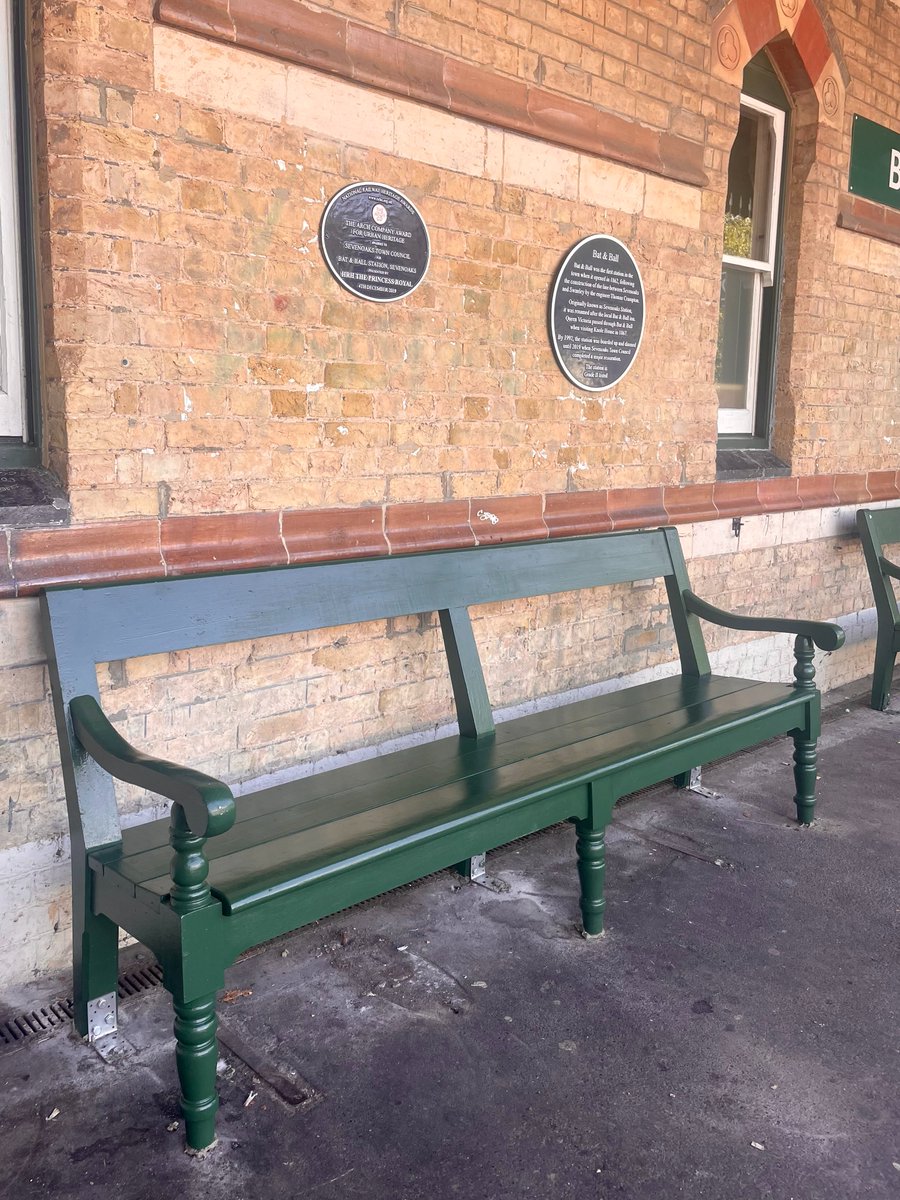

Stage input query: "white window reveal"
[
  {"left": 0, "top": 0, "right": 26, "bottom": 439},
  {"left": 716, "top": 94, "right": 785, "bottom": 437}
]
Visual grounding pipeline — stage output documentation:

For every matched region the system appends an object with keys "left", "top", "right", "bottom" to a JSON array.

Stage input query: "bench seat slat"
[
  {"left": 93, "top": 675, "right": 802, "bottom": 911},
  {"left": 105, "top": 672, "right": 759, "bottom": 865},
  {"left": 94, "top": 674, "right": 766, "bottom": 875}
]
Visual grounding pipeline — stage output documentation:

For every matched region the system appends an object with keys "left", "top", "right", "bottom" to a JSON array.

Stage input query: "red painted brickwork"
[
  {"left": 735, "top": 0, "right": 781, "bottom": 58},
  {"left": 793, "top": 0, "right": 833, "bottom": 85}
]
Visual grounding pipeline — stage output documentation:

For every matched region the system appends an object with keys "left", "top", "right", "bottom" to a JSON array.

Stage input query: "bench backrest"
[
  {"left": 857, "top": 506, "right": 900, "bottom": 626},
  {"left": 42, "top": 526, "right": 708, "bottom": 852}
]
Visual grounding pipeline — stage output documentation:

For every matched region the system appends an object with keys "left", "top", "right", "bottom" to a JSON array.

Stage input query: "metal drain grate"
[
  {"left": 0, "top": 999, "right": 74, "bottom": 1048},
  {"left": 117, "top": 962, "right": 163, "bottom": 998},
  {"left": 0, "top": 960, "right": 164, "bottom": 1053}
]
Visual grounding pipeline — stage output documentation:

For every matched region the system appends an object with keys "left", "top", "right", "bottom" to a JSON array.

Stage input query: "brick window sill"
[
  {"left": 716, "top": 449, "right": 791, "bottom": 482},
  {"left": 0, "top": 468, "right": 70, "bottom": 529}
]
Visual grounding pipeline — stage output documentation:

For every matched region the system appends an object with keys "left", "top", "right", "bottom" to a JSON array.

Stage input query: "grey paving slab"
[{"left": 0, "top": 694, "right": 897, "bottom": 1200}]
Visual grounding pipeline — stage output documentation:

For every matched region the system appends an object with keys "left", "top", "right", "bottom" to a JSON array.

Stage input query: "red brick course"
[{"left": 4, "top": 472, "right": 896, "bottom": 597}]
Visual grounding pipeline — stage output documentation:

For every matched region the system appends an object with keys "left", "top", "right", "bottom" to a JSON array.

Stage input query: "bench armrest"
[
  {"left": 879, "top": 555, "right": 900, "bottom": 583},
  {"left": 683, "top": 592, "right": 845, "bottom": 652},
  {"left": 70, "top": 695, "right": 236, "bottom": 839}
]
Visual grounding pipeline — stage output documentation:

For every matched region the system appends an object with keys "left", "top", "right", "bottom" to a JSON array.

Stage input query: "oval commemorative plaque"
[
  {"left": 320, "top": 182, "right": 430, "bottom": 303},
  {"left": 549, "top": 235, "right": 645, "bottom": 392}
]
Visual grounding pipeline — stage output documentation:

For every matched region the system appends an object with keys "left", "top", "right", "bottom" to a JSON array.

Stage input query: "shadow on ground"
[{"left": 1, "top": 692, "right": 898, "bottom": 1199}]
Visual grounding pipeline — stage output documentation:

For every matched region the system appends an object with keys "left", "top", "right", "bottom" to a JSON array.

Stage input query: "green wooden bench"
[
  {"left": 42, "top": 527, "right": 844, "bottom": 1152},
  {"left": 857, "top": 506, "right": 900, "bottom": 710}
]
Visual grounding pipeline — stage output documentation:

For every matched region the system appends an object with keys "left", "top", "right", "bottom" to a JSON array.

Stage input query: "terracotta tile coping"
[
  {"left": 837, "top": 195, "right": 900, "bottom": 248},
  {"left": 4, "top": 472, "right": 898, "bottom": 599},
  {"left": 155, "top": 0, "right": 708, "bottom": 188}
]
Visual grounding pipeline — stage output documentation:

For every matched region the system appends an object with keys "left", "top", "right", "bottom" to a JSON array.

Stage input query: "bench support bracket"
[
  {"left": 458, "top": 853, "right": 487, "bottom": 880},
  {"left": 675, "top": 765, "right": 719, "bottom": 798},
  {"left": 456, "top": 853, "right": 509, "bottom": 893},
  {"left": 86, "top": 990, "right": 118, "bottom": 1041}
]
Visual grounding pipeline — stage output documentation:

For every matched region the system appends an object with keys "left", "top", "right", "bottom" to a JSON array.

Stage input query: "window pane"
[
  {"left": 724, "top": 109, "right": 774, "bottom": 263},
  {"left": 0, "top": 0, "right": 25, "bottom": 438},
  {"left": 716, "top": 266, "right": 756, "bottom": 411}
]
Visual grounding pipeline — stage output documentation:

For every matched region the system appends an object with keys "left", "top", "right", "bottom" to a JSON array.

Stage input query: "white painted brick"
[
  {"left": 819, "top": 504, "right": 861, "bottom": 540},
  {"left": 832, "top": 228, "right": 870, "bottom": 270},
  {"left": 394, "top": 101, "right": 486, "bottom": 176},
  {"left": 737, "top": 512, "right": 784, "bottom": 552},
  {"left": 484, "top": 127, "right": 504, "bottom": 179},
  {"left": 780, "top": 508, "right": 825, "bottom": 546},
  {"left": 0, "top": 836, "right": 68, "bottom": 883},
  {"left": 502, "top": 131, "right": 579, "bottom": 198},
  {"left": 579, "top": 158, "right": 644, "bottom": 213},
  {"left": 0, "top": 598, "right": 46, "bottom": 669},
  {"left": 867, "top": 236, "right": 900, "bottom": 277},
  {"left": 285, "top": 66, "right": 395, "bottom": 154},
  {"left": 154, "top": 26, "right": 287, "bottom": 123},
  {"left": 643, "top": 175, "right": 701, "bottom": 228},
  {"left": 691, "top": 518, "right": 739, "bottom": 559}
]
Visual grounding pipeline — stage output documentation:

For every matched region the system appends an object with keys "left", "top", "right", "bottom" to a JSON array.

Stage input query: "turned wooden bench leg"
[
  {"left": 791, "top": 733, "right": 817, "bottom": 826},
  {"left": 791, "top": 635, "right": 819, "bottom": 826},
  {"left": 168, "top": 804, "right": 224, "bottom": 1152},
  {"left": 575, "top": 820, "right": 606, "bottom": 937},
  {"left": 174, "top": 991, "right": 220, "bottom": 1153}
]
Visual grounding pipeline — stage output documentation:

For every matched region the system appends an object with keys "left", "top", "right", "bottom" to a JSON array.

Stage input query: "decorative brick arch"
[{"left": 711, "top": 0, "right": 846, "bottom": 125}]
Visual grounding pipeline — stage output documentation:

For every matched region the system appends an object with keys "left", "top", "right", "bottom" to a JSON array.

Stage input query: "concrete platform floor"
[{"left": 1, "top": 691, "right": 898, "bottom": 1200}]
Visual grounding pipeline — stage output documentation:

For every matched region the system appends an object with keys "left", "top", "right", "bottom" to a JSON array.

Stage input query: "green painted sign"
[{"left": 848, "top": 115, "right": 900, "bottom": 211}]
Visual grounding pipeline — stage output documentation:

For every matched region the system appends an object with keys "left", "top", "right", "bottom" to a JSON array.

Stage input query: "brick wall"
[
  {"left": 2, "top": 0, "right": 899, "bottom": 992},
  {"left": 30, "top": 0, "right": 899, "bottom": 523},
  {"left": 38, "top": 1, "right": 725, "bottom": 521}
]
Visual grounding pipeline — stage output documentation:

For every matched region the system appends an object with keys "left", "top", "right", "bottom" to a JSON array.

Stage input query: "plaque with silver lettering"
[
  {"left": 549, "top": 235, "right": 645, "bottom": 391},
  {"left": 320, "top": 182, "right": 430, "bottom": 303}
]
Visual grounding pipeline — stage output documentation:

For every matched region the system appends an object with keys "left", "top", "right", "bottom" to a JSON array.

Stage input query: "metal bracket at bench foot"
[
  {"left": 86, "top": 992, "right": 123, "bottom": 1060},
  {"left": 459, "top": 853, "right": 487, "bottom": 880},
  {"left": 684, "top": 766, "right": 719, "bottom": 799},
  {"left": 456, "top": 853, "right": 510, "bottom": 894}
]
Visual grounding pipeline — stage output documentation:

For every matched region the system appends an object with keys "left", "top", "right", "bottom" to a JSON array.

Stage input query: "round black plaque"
[
  {"left": 320, "top": 182, "right": 430, "bottom": 303},
  {"left": 549, "top": 235, "right": 645, "bottom": 392}
]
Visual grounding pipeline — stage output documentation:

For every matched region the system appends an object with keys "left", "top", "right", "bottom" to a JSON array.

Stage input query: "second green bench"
[{"left": 857, "top": 506, "right": 900, "bottom": 709}]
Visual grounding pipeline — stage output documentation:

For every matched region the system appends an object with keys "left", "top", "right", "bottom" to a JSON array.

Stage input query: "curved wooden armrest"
[
  {"left": 879, "top": 556, "right": 900, "bottom": 582},
  {"left": 70, "top": 695, "right": 236, "bottom": 838},
  {"left": 683, "top": 592, "right": 845, "bottom": 652}
]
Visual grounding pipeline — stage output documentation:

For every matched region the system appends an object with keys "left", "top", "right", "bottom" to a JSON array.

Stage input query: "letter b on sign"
[{"left": 891, "top": 148, "right": 900, "bottom": 191}]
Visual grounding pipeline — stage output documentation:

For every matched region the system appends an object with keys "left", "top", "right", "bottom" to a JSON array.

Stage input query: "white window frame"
[
  {"left": 0, "top": 0, "right": 26, "bottom": 440},
  {"left": 717, "top": 94, "right": 785, "bottom": 437}
]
